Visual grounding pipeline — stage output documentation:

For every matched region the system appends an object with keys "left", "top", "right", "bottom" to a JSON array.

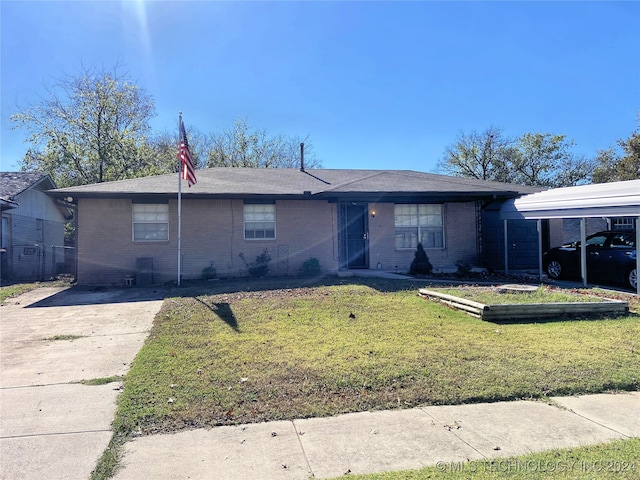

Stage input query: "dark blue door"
[{"left": 341, "top": 204, "right": 369, "bottom": 269}]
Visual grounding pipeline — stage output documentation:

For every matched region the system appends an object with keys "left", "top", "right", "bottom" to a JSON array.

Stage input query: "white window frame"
[
  {"left": 132, "top": 203, "right": 169, "bottom": 242},
  {"left": 244, "top": 204, "right": 276, "bottom": 240},
  {"left": 394, "top": 204, "right": 444, "bottom": 249},
  {"left": 611, "top": 217, "right": 636, "bottom": 230}
]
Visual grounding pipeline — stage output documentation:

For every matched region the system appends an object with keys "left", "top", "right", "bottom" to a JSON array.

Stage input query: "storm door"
[{"left": 340, "top": 203, "right": 369, "bottom": 269}]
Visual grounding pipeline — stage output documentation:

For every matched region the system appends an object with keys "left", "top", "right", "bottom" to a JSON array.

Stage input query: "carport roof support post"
[
  {"left": 504, "top": 219, "right": 508, "bottom": 274},
  {"left": 636, "top": 219, "right": 639, "bottom": 295},
  {"left": 581, "top": 218, "right": 587, "bottom": 288}
]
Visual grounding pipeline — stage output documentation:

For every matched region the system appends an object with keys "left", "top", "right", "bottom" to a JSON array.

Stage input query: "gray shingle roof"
[
  {"left": 0, "top": 172, "right": 53, "bottom": 201},
  {"left": 48, "top": 168, "right": 541, "bottom": 199}
]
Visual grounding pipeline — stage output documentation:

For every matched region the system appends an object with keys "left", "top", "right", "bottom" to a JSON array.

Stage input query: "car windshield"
[{"left": 584, "top": 235, "right": 607, "bottom": 247}]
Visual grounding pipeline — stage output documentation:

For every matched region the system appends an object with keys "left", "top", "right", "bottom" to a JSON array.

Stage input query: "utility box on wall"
[{"left": 136, "top": 257, "right": 153, "bottom": 286}]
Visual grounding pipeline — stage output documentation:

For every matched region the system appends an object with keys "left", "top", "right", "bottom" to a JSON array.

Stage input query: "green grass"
[
  {"left": 81, "top": 376, "right": 124, "bottom": 386},
  {"left": 0, "top": 279, "right": 72, "bottom": 303},
  {"left": 0, "top": 282, "right": 41, "bottom": 303},
  {"left": 44, "top": 334, "right": 86, "bottom": 341},
  {"left": 428, "top": 285, "right": 610, "bottom": 305},
  {"left": 337, "top": 438, "right": 640, "bottom": 479},
  {"left": 90, "top": 434, "right": 127, "bottom": 480},
  {"left": 113, "top": 278, "right": 640, "bottom": 436}
]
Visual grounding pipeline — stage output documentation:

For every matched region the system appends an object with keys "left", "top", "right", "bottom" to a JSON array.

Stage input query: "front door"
[{"left": 340, "top": 203, "right": 369, "bottom": 269}]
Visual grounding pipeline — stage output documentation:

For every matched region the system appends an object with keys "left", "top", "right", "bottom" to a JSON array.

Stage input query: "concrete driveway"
[{"left": 0, "top": 286, "right": 166, "bottom": 480}]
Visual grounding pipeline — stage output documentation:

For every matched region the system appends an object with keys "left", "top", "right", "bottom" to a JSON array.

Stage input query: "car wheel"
[
  {"left": 546, "top": 259, "right": 563, "bottom": 279},
  {"left": 628, "top": 267, "right": 637, "bottom": 291}
]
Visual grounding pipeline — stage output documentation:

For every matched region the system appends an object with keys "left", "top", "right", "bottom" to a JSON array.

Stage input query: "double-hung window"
[
  {"left": 132, "top": 203, "right": 169, "bottom": 241},
  {"left": 244, "top": 204, "right": 276, "bottom": 240},
  {"left": 395, "top": 204, "right": 444, "bottom": 249},
  {"left": 612, "top": 217, "right": 636, "bottom": 230}
]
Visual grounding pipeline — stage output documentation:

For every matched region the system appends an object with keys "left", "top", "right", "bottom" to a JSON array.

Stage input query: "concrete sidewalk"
[{"left": 113, "top": 391, "right": 639, "bottom": 480}]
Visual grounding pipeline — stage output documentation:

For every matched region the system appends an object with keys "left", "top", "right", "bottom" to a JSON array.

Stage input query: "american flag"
[{"left": 178, "top": 118, "right": 197, "bottom": 187}]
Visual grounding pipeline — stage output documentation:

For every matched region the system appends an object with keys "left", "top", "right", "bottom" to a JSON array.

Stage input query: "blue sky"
[{"left": 1, "top": 1, "right": 639, "bottom": 173}]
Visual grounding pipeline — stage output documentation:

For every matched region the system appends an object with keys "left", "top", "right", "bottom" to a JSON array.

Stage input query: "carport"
[{"left": 500, "top": 179, "right": 640, "bottom": 294}]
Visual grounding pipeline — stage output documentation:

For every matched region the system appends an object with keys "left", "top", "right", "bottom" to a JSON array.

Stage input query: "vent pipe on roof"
[{"left": 300, "top": 143, "right": 305, "bottom": 172}]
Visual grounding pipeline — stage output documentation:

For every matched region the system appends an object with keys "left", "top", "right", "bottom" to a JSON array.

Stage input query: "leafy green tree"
[
  {"left": 147, "top": 127, "right": 209, "bottom": 176},
  {"left": 12, "top": 65, "right": 157, "bottom": 187},
  {"left": 511, "top": 133, "right": 594, "bottom": 187},
  {"left": 206, "top": 117, "right": 321, "bottom": 168},
  {"left": 438, "top": 126, "right": 515, "bottom": 182},
  {"left": 591, "top": 127, "right": 640, "bottom": 183},
  {"left": 439, "top": 128, "right": 594, "bottom": 187}
]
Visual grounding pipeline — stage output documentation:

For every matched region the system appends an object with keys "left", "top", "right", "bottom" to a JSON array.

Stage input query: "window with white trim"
[
  {"left": 132, "top": 203, "right": 169, "bottom": 241},
  {"left": 244, "top": 204, "right": 276, "bottom": 239},
  {"left": 395, "top": 204, "right": 444, "bottom": 249},
  {"left": 612, "top": 218, "right": 636, "bottom": 230}
]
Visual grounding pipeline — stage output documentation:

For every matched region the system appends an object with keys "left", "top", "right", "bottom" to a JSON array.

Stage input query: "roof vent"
[{"left": 300, "top": 143, "right": 305, "bottom": 172}]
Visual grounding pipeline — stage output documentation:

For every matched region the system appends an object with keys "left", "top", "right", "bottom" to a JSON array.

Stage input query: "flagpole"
[{"left": 177, "top": 112, "right": 182, "bottom": 286}]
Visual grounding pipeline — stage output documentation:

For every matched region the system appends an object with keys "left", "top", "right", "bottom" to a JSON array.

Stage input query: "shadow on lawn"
[{"left": 194, "top": 298, "right": 240, "bottom": 332}]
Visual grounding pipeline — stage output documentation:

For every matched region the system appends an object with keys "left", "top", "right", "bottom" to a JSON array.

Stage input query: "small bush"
[
  {"left": 300, "top": 258, "right": 321, "bottom": 276},
  {"left": 409, "top": 243, "right": 433, "bottom": 275},
  {"left": 202, "top": 265, "right": 217, "bottom": 280},
  {"left": 239, "top": 249, "right": 271, "bottom": 278},
  {"left": 455, "top": 261, "right": 472, "bottom": 276}
]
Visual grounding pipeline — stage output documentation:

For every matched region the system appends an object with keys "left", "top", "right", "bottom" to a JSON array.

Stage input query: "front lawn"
[{"left": 114, "top": 278, "right": 640, "bottom": 436}]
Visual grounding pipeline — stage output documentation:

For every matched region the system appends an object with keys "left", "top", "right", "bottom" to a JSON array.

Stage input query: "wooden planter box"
[{"left": 418, "top": 289, "right": 629, "bottom": 321}]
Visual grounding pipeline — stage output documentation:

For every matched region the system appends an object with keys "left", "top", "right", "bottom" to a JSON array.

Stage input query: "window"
[
  {"left": 395, "top": 204, "right": 444, "bottom": 249},
  {"left": 1, "top": 216, "right": 9, "bottom": 250},
  {"left": 132, "top": 203, "right": 169, "bottom": 241},
  {"left": 610, "top": 232, "right": 635, "bottom": 248},
  {"left": 244, "top": 204, "right": 275, "bottom": 239},
  {"left": 612, "top": 218, "right": 636, "bottom": 230},
  {"left": 585, "top": 234, "right": 607, "bottom": 247}
]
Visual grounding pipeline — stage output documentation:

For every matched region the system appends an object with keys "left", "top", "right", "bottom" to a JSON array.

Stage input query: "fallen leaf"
[{"left": 444, "top": 421, "right": 461, "bottom": 431}]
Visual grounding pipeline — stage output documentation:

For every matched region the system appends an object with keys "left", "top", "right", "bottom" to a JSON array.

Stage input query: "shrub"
[
  {"left": 239, "top": 249, "right": 271, "bottom": 278},
  {"left": 409, "top": 243, "right": 433, "bottom": 275},
  {"left": 455, "top": 261, "right": 472, "bottom": 276},
  {"left": 300, "top": 258, "right": 321, "bottom": 276},
  {"left": 202, "top": 265, "right": 217, "bottom": 280}
]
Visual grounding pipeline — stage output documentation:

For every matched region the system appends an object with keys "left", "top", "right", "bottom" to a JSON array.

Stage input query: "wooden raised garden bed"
[{"left": 418, "top": 287, "right": 629, "bottom": 321}]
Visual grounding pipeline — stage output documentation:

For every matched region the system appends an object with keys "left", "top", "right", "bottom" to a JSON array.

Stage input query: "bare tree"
[
  {"left": 206, "top": 117, "right": 321, "bottom": 168},
  {"left": 438, "top": 126, "right": 515, "bottom": 183},
  {"left": 439, "top": 128, "right": 595, "bottom": 187}
]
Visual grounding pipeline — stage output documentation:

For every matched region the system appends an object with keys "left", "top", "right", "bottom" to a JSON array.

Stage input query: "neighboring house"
[
  {"left": 0, "top": 172, "right": 72, "bottom": 282},
  {"left": 48, "top": 168, "right": 541, "bottom": 286}
]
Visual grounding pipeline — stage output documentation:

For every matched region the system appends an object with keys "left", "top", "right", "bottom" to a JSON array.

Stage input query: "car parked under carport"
[
  {"left": 499, "top": 179, "right": 640, "bottom": 294},
  {"left": 543, "top": 230, "right": 637, "bottom": 290}
]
